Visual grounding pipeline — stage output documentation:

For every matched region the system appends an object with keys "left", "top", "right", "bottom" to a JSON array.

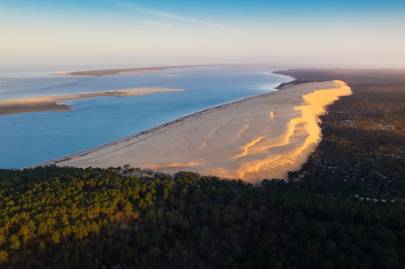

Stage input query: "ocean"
[{"left": 0, "top": 66, "right": 292, "bottom": 168}]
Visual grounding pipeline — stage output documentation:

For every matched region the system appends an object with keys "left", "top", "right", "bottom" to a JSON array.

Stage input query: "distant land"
[{"left": 63, "top": 65, "right": 200, "bottom": 76}]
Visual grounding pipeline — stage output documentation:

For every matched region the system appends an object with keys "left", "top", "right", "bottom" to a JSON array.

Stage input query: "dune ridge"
[
  {"left": 0, "top": 87, "right": 183, "bottom": 115},
  {"left": 48, "top": 80, "right": 352, "bottom": 183}
]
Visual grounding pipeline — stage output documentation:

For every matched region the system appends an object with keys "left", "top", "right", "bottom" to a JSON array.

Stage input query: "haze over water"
[{"left": 0, "top": 66, "right": 291, "bottom": 168}]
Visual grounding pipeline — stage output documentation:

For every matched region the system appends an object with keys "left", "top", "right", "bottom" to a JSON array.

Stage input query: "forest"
[
  {"left": 0, "top": 166, "right": 404, "bottom": 269},
  {"left": 1, "top": 69, "right": 405, "bottom": 268}
]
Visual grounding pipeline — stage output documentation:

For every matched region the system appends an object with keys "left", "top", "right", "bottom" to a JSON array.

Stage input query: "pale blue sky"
[{"left": 1, "top": 0, "right": 405, "bottom": 68}]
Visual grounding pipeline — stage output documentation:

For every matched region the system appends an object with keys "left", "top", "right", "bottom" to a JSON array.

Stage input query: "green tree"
[
  {"left": 9, "top": 234, "right": 20, "bottom": 250},
  {"left": 0, "top": 233, "right": 6, "bottom": 247},
  {"left": 38, "top": 241, "right": 47, "bottom": 253},
  {"left": 51, "top": 231, "right": 61, "bottom": 244},
  {"left": 0, "top": 250, "right": 8, "bottom": 264},
  {"left": 18, "top": 224, "right": 31, "bottom": 242}
]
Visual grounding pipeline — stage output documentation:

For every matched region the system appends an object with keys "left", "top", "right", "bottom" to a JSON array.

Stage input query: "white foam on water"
[{"left": 259, "top": 83, "right": 279, "bottom": 91}]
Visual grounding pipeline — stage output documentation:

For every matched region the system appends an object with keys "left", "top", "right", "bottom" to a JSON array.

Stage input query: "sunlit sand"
[{"left": 49, "top": 80, "right": 352, "bottom": 183}]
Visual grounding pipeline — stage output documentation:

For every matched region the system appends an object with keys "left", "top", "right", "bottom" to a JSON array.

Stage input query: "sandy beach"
[
  {"left": 49, "top": 80, "right": 352, "bottom": 182},
  {"left": 0, "top": 87, "right": 183, "bottom": 115}
]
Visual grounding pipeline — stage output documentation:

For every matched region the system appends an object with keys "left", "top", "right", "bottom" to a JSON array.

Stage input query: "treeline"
[{"left": 0, "top": 166, "right": 404, "bottom": 268}]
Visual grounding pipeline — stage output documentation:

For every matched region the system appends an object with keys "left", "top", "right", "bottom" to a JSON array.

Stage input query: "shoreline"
[
  {"left": 43, "top": 79, "right": 352, "bottom": 182},
  {"left": 0, "top": 87, "right": 183, "bottom": 115},
  {"left": 37, "top": 74, "right": 295, "bottom": 167}
]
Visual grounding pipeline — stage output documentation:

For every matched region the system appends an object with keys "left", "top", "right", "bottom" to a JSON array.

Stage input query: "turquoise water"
[{"left": 0, "top": 66, "right": 292, "bottom": 168}]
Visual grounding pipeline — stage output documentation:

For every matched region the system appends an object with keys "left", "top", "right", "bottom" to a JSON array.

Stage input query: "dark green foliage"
[{"left": 0, "top": 167, "right": 404, "bottom": 268}]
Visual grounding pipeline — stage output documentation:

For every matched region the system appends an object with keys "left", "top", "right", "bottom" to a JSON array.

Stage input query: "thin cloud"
[{"left": 116, "top": 1, "right": 226, "bottom": 29}]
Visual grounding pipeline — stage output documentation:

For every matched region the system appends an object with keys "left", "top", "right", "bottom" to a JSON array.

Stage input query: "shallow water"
[{"left": 0, "top": 66, "right": 291, "bottom": 168}]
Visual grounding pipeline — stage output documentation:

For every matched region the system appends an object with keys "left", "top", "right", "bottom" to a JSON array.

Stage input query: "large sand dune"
[{"left": 49, "top": 80, "right": 352, "bottom": 182}]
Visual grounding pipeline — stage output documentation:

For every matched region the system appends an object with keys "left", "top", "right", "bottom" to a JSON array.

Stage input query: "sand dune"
[
  {"left": 0, "top": 87, "right": 183, "bottom": 115},
  {"left": 48, "top": 80, "right": 352, "bottom": 183}
]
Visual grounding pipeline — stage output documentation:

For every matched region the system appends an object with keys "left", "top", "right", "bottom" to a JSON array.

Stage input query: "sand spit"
[
  {"left": 63, "top": 65, "right": 200, "bottom": 76},
  {"left": 49, "top": 80, "right": 352, "bottom": 183},
  {"left": 0, "top": 87, "right": 183, "bottom": 115}
]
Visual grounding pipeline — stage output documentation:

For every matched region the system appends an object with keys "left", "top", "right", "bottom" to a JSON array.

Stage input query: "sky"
[{"left": 1, "top": 0, "right": 405, "bottom": 70}]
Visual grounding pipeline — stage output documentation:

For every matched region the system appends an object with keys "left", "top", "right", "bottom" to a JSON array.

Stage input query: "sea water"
[{"left": 0, "top": 66, "right": 292, "bottom": 168}]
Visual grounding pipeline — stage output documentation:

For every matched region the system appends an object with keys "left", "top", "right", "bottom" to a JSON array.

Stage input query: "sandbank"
[
  {"left": 63, "top": 65, "right": 198, "bottom": 76},
  {"left": 0, "top": 87, "right": 183, "bottom": 115}
]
